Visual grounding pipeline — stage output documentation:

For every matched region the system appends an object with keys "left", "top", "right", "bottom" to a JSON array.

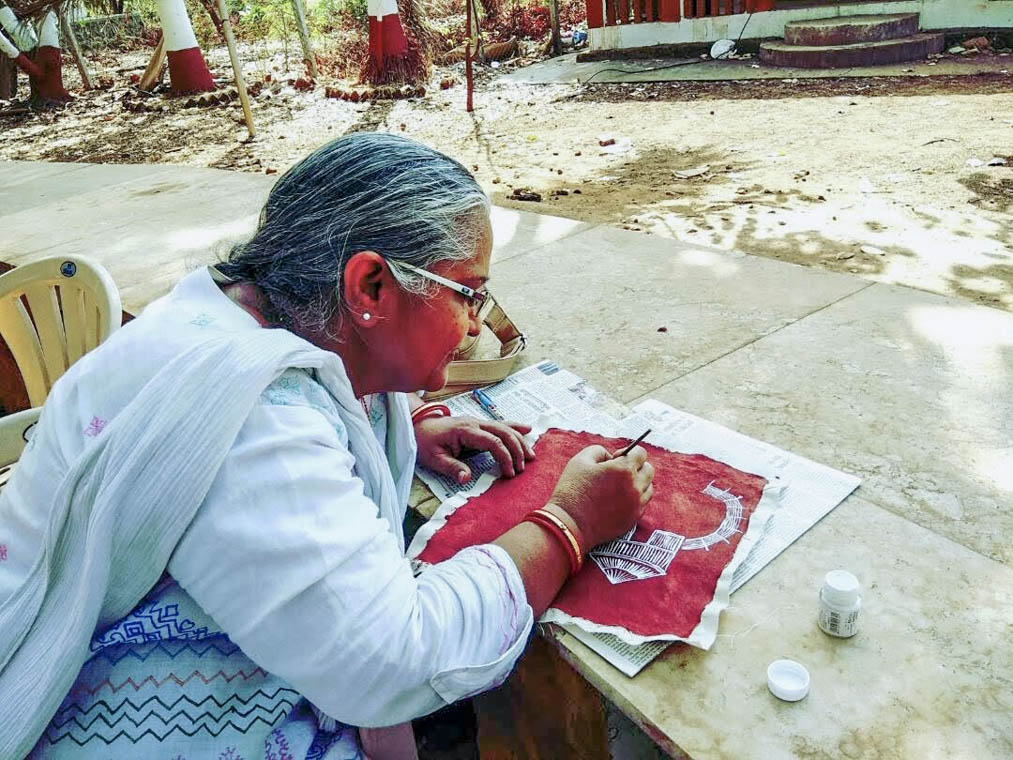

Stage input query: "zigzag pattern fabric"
[{"left": 29, "top": 559, "right": 362, "bottom": 757}]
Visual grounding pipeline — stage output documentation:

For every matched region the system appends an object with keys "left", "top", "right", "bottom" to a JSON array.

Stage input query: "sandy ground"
[{"left": 3, "top": 43, "right": 1012, "bottom": 311}]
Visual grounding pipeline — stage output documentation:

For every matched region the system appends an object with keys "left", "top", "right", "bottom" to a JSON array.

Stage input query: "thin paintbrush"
[{"left": 616, "top": 429, "right": 651, "bottom": 458}]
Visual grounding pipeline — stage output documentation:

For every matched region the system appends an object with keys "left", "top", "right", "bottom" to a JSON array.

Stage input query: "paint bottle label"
[
  {"left": 818, "top": 604, "right": 860, "bottom": 637},
  {"left": 817, "top": 569, "right": 861, "bottom": 638}
]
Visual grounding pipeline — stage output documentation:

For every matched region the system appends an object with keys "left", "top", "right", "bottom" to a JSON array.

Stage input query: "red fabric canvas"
[{"left": 417, "top": 428, "right": 768, "bottom": 639}]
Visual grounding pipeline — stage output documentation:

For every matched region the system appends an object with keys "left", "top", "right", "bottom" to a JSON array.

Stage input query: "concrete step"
[
  {"left": 784, "top": 13, "right": 921, "bottom": 47},
  {"left": 759, "top": 33, "right": 945, "bottom": 69}
]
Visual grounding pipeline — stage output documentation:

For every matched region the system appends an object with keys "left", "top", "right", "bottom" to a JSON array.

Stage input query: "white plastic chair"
[{"left": 0, "top": 255, "right": 121, "bottom": 472}]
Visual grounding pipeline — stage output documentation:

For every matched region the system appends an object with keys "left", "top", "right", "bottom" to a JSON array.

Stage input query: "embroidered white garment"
[{"left": 0, "top": 267, "right": 533, "bottom": 757}]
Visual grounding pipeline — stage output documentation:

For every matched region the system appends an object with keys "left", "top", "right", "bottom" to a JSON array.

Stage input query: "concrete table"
[{"left": 2, "top": 161, "right": 1010, "bottom": 759}]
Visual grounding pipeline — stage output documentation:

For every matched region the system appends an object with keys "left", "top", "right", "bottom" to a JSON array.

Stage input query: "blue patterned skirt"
[{"left": 30, "top": 576, "right": 363, "bottom": 760}]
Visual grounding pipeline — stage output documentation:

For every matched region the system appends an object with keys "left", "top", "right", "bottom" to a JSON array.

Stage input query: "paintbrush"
[{"left": 616, "top": 429, "right": 651, "bottom": 458}]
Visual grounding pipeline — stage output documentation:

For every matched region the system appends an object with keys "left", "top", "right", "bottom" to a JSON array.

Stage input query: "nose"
[{"left": 467, "top": 306, "right": 482, "bottom": 337}]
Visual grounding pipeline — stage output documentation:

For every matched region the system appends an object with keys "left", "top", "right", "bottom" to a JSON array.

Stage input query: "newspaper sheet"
[{"left": 414, "top": 360, "right": 861, "bottom": 676}]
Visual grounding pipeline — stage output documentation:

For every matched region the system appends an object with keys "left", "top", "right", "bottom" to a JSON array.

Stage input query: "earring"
[{"left": 362, "top": 312, "right": 371, "bottom": 321}]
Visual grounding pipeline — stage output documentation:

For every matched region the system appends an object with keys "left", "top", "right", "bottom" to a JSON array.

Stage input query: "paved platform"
[
  {"left": 1, "top": 161, "right": 1010, "bottom": 759},
  {"left": 500, "top": 51, "right": 1013, "bottom": 85}
]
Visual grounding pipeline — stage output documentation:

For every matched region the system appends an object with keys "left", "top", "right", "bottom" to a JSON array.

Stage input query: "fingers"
[
  {"left": 458, "top": 426, "right": 522, "bottom": 477},
  {"left": 623, "top": 445, "right": 649, "bottom": 468},
  {"left": 477, "top": 420, "right": 534, "bottom": 471},
  {"left": 428, "top": 451, "right": 473, "bottom": 484},
  {"left": 581, "top": 445, "right": 612, "bottom": 464},
  {"left": 506, "top": 420, "right": 533, "bottom": 437},
  {"left": 635, "top": 461, "right": 655, "bottom": 490},
  {"left": 641, "top": 483, "right": 654, "bottom": 508}
]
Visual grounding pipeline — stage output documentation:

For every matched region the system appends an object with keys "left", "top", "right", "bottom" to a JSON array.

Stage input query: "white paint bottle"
[{"left": 818, "top": 570, "right": 861, "bottom": 638}]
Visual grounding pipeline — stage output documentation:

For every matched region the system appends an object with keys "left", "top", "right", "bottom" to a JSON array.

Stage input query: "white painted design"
[
  {"left": 590, "top": 480, "right": 746, "bottom": 585},
  {"left": 591, "top": 527, "right": 684, "bottom": 584},
  {"left": 38, "top": 11, "right": 59, "bottom": 49},
  {"left": 0, "top": 6, "right": 38, "bottom": 50},
  {"left": 682, "top": 481, "right": 745, "bottom": 551},
  {"left": 155, "top": 0, "right": 200, "bottom": 52}
]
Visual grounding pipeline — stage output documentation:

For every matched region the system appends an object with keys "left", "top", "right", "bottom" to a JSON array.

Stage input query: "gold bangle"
[{"left": 528, "top": 507, "right": 584, "bottom": 575}]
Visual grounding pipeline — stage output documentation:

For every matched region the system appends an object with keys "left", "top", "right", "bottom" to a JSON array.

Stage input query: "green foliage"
[
  {"left": 308, "top": 0, "right": 368, "bottom": 35},
  {"left": 124, "top": 0, "right": 299, "bottom": 48}
]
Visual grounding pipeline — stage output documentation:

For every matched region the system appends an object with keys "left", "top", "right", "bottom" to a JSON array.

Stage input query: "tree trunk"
[
  {"left": 290, "top": 0, "right": 316, "bottom": 78},
  {"left": 0, "top": 54, "right": 15, "bottom": 99},
  {"left": 157, "top": 0, "right": 216, "bottom": 93}
]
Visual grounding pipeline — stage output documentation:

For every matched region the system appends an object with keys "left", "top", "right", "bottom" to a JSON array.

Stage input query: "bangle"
[
  {"left": 411, "top": 402, "right": 451, "bottom": 425},
  {"left": 524, "top": 507, "right": 585, "bottom": 577}
]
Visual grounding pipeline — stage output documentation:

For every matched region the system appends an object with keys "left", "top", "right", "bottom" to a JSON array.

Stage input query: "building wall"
[{"left": 589, "top": 0, "right": 1013, "bottom": 52}]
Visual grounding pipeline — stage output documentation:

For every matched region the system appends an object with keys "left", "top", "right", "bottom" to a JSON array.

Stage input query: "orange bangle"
[
  {"left": 411, "top": 402, "right": 451, "bottom": 424},
  {"left": 524, "top": 507, "right": 584, "bottom": 577}
]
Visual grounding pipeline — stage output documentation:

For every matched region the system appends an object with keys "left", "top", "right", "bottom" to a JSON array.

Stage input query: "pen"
[
  {"left": 472, "top": 388, "right": 505, "bottom": 421},
  {"left": 616, "top": 429, "right": 651, "bottom": 458}
]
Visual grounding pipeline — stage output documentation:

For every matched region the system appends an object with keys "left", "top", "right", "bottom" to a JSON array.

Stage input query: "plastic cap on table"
[
  {"left": 822, "top": 569, "right": 860, "bottom": 606},
  {"left": 767, "top": 659, "right": 811, "bottom": 702}
]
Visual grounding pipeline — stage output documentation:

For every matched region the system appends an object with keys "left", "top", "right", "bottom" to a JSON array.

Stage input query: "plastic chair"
[{"left": 0, "top": 255, "right": 121, "bottom": 471}]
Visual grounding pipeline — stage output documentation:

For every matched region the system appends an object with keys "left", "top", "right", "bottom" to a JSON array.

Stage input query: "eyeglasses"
[{"left": 389, "top": 260, "right": 489, "bottom": 312}]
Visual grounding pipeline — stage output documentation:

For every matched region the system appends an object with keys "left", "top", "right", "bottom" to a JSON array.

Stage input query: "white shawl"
[{"left": 0, "top": 273, "right": 415, "bottom": 758}]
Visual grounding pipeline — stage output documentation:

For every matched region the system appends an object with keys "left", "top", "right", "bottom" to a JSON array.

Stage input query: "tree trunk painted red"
[
  {"left": 166, "top": 47, "right": 216, "bottom": 92},
  {"left": 0, "top": 54, "right": 15, "bottom": 97},
  {"left": 29, "top": 46, "right": 70, "bottom": 102},
  {"left": 363, "top": 12, "right": 426, "bottom": 85},
  {"left": 12, "top": 52, "right": 40, "bottom": 79}
]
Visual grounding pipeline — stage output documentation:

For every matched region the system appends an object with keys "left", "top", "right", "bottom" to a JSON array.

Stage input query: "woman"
[{"left": 0, "top": 134, "right": 654, "bottom": 758}]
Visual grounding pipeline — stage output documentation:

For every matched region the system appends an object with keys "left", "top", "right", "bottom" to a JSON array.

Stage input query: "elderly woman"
[{"left": 0, "top": 134, "right": 654, "bottom": 759}]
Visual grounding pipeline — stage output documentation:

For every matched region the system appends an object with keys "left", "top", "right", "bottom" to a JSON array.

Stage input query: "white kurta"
[{"left": 0, "top": 267, "right": 533, "bottom": 755}]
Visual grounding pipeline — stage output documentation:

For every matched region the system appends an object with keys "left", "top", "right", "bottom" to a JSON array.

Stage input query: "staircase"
[{"left": 759, "top": 13, "right": 945, "bottom": 68}]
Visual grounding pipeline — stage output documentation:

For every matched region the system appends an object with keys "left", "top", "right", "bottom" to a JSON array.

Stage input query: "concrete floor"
[
  {"left": 500, "top": 51, "right": 1013, "bottom": 85},
  {"left": 1, "top": 160, "right": 1011, "bottom": 756}
]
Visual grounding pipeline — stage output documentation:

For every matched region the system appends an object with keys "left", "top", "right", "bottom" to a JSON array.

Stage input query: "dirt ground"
[{"left": 3, "top": 43, "right": 1012, "bottom": 311}]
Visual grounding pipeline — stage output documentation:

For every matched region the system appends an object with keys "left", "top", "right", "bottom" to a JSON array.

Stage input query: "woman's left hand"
[{"left": 414, "top": 416, "right": 535, "bottom": 483}]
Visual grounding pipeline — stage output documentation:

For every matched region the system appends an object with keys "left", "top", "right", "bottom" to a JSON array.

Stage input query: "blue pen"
[{"left": 472, "top": 388, "right": 504, "bottom": 420}]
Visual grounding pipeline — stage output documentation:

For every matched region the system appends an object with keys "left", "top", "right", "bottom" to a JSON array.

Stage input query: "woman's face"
[{"left": 390, "top": 218, "right": 492, "bottom": 393}]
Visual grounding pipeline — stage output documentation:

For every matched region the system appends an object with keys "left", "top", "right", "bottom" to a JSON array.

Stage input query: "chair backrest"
[{"left": 0, "top": 255, "right": 121, "bottom": 408}]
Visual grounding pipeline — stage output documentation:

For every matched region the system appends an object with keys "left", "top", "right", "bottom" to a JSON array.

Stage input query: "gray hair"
[{"left": 217, "top": 133, "right": 490, "bottom": 336}]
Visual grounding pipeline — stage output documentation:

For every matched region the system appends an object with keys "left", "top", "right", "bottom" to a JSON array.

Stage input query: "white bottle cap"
[
  {"left": 766, "top": 659, "right": 811, "bottom": 702},
  {"left": 822, "top": 570, "right": 860, "bottom": 606}
]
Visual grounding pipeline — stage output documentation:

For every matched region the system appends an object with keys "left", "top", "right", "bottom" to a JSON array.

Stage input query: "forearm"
[{"left": 493, "top": 503, "right": 582, "bottom": 616}]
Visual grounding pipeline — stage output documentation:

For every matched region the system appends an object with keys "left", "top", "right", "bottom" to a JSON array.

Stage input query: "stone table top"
[{"left": 3, "top": 160, "right": 1010, "bottom": 759}]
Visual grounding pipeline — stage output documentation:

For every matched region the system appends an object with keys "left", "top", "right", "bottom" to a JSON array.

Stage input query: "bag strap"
[{"left": 424, "top": 297, "right": 527, "bottom": 400}]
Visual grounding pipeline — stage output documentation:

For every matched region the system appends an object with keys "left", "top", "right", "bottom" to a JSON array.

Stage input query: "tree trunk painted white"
[
  {"left": 290, "top": 0, "right": 317, "bottom": 78},
  {"left": 0, "top": 6, "right": 37, "bottom": 51},
  {"left": 31, "top": 10, "right": 70, "bottom": 102},
  {"left": 155, "top": 0, "right": 215, "bottom": 93},
  {"left": 0, "top": 24, "right": 41, "bottom": 81}
]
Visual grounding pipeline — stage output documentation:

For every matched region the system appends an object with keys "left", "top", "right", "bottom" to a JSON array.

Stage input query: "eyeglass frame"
[{"left": 388, "top": 259, "right": 489, "bottom": 310}]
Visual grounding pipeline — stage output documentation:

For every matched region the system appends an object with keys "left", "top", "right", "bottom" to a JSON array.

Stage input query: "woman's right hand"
[{"left": 547, "top": 444, "right": 655, "bottom": 549}]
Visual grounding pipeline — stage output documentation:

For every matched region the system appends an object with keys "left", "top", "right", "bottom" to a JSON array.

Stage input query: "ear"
[{"left": 343, "top": 251, "right": 392, "bottom": 328}]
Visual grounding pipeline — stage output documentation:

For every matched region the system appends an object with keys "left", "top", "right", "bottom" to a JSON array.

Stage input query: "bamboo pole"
[
  {"left": 289, "top": 0, "right": 317, "bottom": 79},
  {"left": 59, "top": 11, "right": 93, "bottom": 89},
  {"left": 214, "top": 0, "right": 255, "bottom": 138},
  {"left": 138, "top": 35, "right": 166, "bottom": 91},
  {"left": 465, "top": 0, "right": 478, "bottom": 112}
]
